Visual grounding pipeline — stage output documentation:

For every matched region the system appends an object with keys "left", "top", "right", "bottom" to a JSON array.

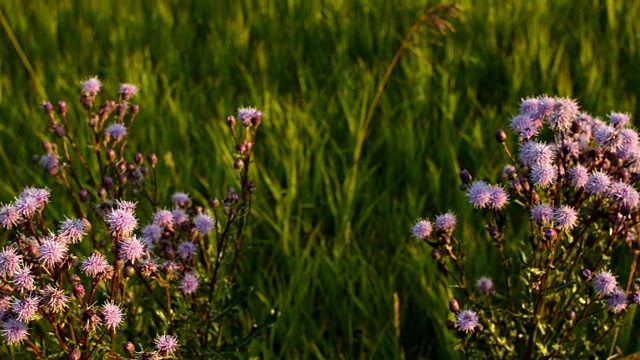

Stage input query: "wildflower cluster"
[
  {"left": 412, "top": 96, "right": 640, "bottom": 358},
  {"left": 0, "top": 79, "right": 275, "bottom": 358}
]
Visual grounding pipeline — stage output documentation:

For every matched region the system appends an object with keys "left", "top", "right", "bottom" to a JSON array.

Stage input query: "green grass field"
[{"left": 1, "top": 0, "right": 640, "bottom": 358}]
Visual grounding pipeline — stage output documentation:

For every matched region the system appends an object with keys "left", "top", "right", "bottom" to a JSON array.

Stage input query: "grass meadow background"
[{"left": 1, "top": 0, "right": 640, "bottom": 358}]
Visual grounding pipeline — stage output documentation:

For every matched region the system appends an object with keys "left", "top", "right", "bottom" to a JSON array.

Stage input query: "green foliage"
[{"left": 1, "top": 0, "right": 640, "bottom": 358}]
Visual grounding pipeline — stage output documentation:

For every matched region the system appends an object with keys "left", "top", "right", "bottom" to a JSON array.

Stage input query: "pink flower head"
[
  {"left": 488, "top": 185, "right": 509, "bottom": 210},
  {"left": 119, "top": 83, "right": 138, "bottom": 100},
  {"left": 12, "top": 295, "right": 40, "bottom": 322},
  {"left": 12, "top": 266, "right": 35, "bottom": 292},
  {"left": 548, "top": 97, "right": 579, "bottom": 131},
  {"left": 609, "top": 112, "right": 630, "bottom": 129},
  {"left": 171, "top": 192, "right": 191, "bottom": 208},
  {"left": 153, "top": 210, "right": 174, "bottom": 229},
  {"left": 593, "top": 271, "right": 617, "bottom": 296},
  {"left": 177, "top": 241, "right": 197, "bottom": 260},
  {"left": 179, "top": 272, "right": 199, "bottom": 295},
  {"left": 100, "top": 301, "right": 124, "bottom": 330},
  {"left": 529, "top": 164, "right": 557, "bottom": 188},
  {"left": 155, "top": 334, "right": 179, "bottom": 356},
  {"left": 38, "top": 237, "right": 68, "bottom": 268},
  {"left": 605, "top": 289, "right": 628, "bottom": 313},
  {"left": 59, "top": 218, "right": 87, "bottom": 244},
  {"left": 1, "top": 318, "right": 28, "bottom": 345},
  {"left": 435, "top": 212, "right": 457, "bottom": 233},
  {"left": 607, "top": 181, "right": 640, "bottom": 209},
  {"left": 194, "top": 213, "right": 214, "bottom": 235},
  {"left": 0, "top": 205, "right": 20, "bottom": 229},
  {"left": 82, "top": 252, "right": 112, "bottom": 278},
  {"left": 82, "top": 77, "right": 101, "bottom": 96},
  {"left": 531, "top": 204, "right": 554, "bottom": 225},
  {"left": 106, "top": 208, "right": 137, "bottom": 238},
  {"left": 119, "top": 237, "right": 145, "bottom": 264},
  {"left": 568, "top": 165, "right": 589, "bottom": 189},
  {"left": 455, "top": 310, "right": 480, "bottom": 333},
  {"left": 105, "top": 123, "right": 127, "bottom": 142},
  {"left": 142, "top": 224, "right": 163, "bottom": 244},
  {"left": 554, "top": 205, "right": 578, "bottom": 230},
  {"left": 411, "top": 219, "right": 432, "bottom": 240},
  {"left": 466, "top": 181, "right": 492, "bottom": 209},
  {"left": 0, "top": 247, "right": 22, "bottom": 277},
  {"left": 585, "top": 171, "right": 612, "bottom": 195},
  {"left": 519, "top": 141, "right": 556, "bottom": 168}
]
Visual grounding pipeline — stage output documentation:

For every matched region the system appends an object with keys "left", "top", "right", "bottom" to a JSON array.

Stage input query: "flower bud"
[
  {"left": 246, "top": 181, "right": 256, "bottom": 194},
  {"left": 103, "top": 176, "right": 114, "bottom": 190},
  {"left": 31, "top": 155, "right": 39, "bottom": 163},
  {"left": 234, "top": 159, "right": 245, "bottom": 170},
  {"left": 135, "top": 152, "right": 144, "bottom": 165},
  {"left": 446, "top": 319, "right": 456, "bottom": 330},
  {"left": 98, "top": 187, "right": 107, "bottom": 201},
  {"left": 79, "top": 189, "right": 90, "bottom": 202},
  {"left": 119, "top": 174, "right": 128, "bottom": 185},
  {"left": 431, "top": 249, "right": 442, "bottom": 261},
  {"left": 236, "top": 143, "right": 247, "bottom": 153},
  {"left": 125, "top": 265, "right": 136, "bottom": 278},
  {"left": 51, "top": 124, "right": 67, "bottom": 138},
  {"left": 42, "top": 101, "right": 54, "bottom": 114},
  {"left": 124, "top": 342, "right": 136, "bottom": 356},
  {"left": 252, "top": 114, "right": 262, "bottom": 126},
  {"left": 104, "top": 148, "right": 116, "bottom": 162},
  {"left": 57, "top": 101, "right": 67, "bottom": 116},
  {"left": 43, "top": 141, "right": 54, "bottom": 152},
  {"left": 209, "top": 197, "right": 220, "bottom": 208},
  {"left": 69, "top": 274, "right": 81, "bottom": 283},
  {"left": 495, "top": 129, "right": 507, "bottom": 143},
  {"left": 448, "top": 298, "right": 460, "bottom": 313},
  {"left": 73, "top": 283, "right": 85, "bottom": 299},
  {"left": 459, "top": 168, "right": 473, "bottom": 186},
  {"left": 544, "top": 228, "right": 557, "bottom": 242},
  {"left": 130, "top": 104, "right": 140, "bottom": 114},
  {"left": 580, "top": 269, "right": 592, "bottom": 281},
  {"left": 226, "top": 115, "right": 236, "bottom": 128},
  {"left": 148, "top": 153, "right": 158, "bottom": 167},
  {"left": 68, "top": 347, "right": 81, "bottom": 360},
  {"left": 565, "top": 310, "right": 576, "bottom": 321}
]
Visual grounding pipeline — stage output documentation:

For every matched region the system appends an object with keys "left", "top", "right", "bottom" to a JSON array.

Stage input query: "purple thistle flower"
[
  {"left": 0, "top": 205, "right": 20, "bottom": 229},
  {"left": 0, "top": 296, "right": 10, "bottom": 318},
  {"left": 180, "top": 272, "right": 199, "bottom": 295},
  {"left": 177, "top": 241, "right": 197, "bottom": 260},
  {"left": 38, "top": 237, "right": 68, "bottom": 269},
  {"left": 466, "top": 181, "right": 492, "bottom": 209},
  {"left": 194, "top": 213, "right": 214, "bottom": 235},
  {"left": 568, "top": 165, "right": 589, "bottom": 189},
  {"left": 529, "top": 164, "right": 557, "bottom": 188},
  {"left": 1, "top": 318, "right": 28, "bottom": 345},
  {"left": 59, "top": 218, "right": 87, "bottom": 244},
  {"left": 519, "top": 97, "right": 540, "bottom": 115},
  {"left": 82, "top": 77, "right": 101, "bottom": 96},
  {"left": 139, "top": 258, "right": 158, "bottom": 277},
  {"left": 119, "top": 83, "right": 138, "bottom": 100},
  {"left": 618, "top": 129, "right": 639, "bottom": 160},
  {"left": 155, "top": 334, "right": 179, "bottom": 356},
  {"left": 119, "top": 237, "right": 145, "bottom": 264},
  {"left": 519, "top": 141, "right": 556, "bottom": 167},
  {"left": 142, "top": 224, "right": 163, "bottom": 244},
  {"left": 455, "top": 310, "right": 479, "bottom": 333},
  {"left": 172, "top": 209, "right": 189, "bottom": 226},
  {"left": 609, "top": 112, "right": 630, "bottom": 129},
  {"left": 12, "top": 295, "right": 40, "bottom": 322},
  {"left": 548, "top": 98, "right": 579, "bottom": 131},
  {"left": 82, "top": 307, "right": 101, "bottom": 333},
  {"left": 115, "top": 200, "right": 137, "bottom": 212},
  {"left": 435, "top": 212, "right": 457, "bottom": 233},
  {"left": 38, "top": 152, "right": 60, "bottom": 175},
  {"left": 411, "top": 219, "right": 432, "bottom": 240},
  {"left": 475, "top": 277, "right": 495, "bottom": 294},
  {"left": 153, "top": 210, "right": 174, "bottom": 229},
  {"left": 593, "top": 271, "right": 618, "bottom": 296},
  {"left": 605, "top": 289, "right": 628, "bottom": 313},
  {"left": 14, "top": 196, "right": 40, "bottom": 219},
  {"left": 531, "top": 204, "right": 554, "bottom": 225},
  {"left": 554, "top": 205, "right": 578, "bottom": 230},
  {"left": 12, "top": 266, "right": 35, "bottom": 292},
  {"left": 585, "top": 171, "right": 612, "bottom": 195},
  {"left": 238, "top": 107, "right": 263, "bottom": 125},
  {"left": 608, "top": 181, "right": 640, "bottom": 209},
  {"left": 0, "top": 247, "right": 22, "bottom": 277},
  {"left": 100, "top": 301, "right": 124, "bottom": 331},
  {"left": 537, "top": 96, "right": 556, "bottom": 119},
  {"left": 106, "top": 208, "right": 137, "bottom": 238},
  {"left": 82, "top": 253, "right": 112, "bottom": 278},
  {"left": 40, "top": 285, "right": 69, "bottom": 313},
  {"left": 171, "top": 192, "right": 191, "bottom": 208},
  {"left": 105, "top": 123, "right": 127, "bottom": 142},
  {"left": 488, "top": 185, "right": 509, "bottom": 210},
  {"left": 20, "top": 188, "right": 50, "bottom": 208},
  {"left": 594, "top": 123, "right": 622, "bottom": 151},
  {"left": 510, "top": 114, "right": 543, "bottom": 140}
]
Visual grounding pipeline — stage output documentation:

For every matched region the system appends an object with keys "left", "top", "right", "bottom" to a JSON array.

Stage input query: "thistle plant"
[
  {"left": 0, "top": 78, "right": 274, "bottom": 359},
  {"left": 412, "top": 96, "right": 640, "bottom": 358}
]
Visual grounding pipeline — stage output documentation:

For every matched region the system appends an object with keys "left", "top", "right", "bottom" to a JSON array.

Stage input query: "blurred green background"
[{"left": 1, "top": 0, "right": 639, "bottom": 358}]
